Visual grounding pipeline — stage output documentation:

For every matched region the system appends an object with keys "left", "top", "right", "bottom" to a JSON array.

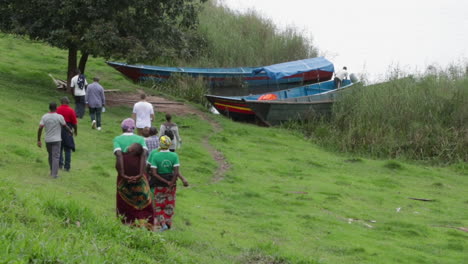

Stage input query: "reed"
[
  {"left": 184, "top": 0, "right": 317, "bottom": 67},
  {"left": 295, "top": 64, "right": 468, "bottom": 163},
  {"left": 148, "top": 75, "right": 211, "bottom": 108}
]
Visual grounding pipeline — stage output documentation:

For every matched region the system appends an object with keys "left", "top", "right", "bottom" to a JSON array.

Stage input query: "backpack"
[
  {"left": 163, "top": 124, "right": 174, "bottom": 140},
  {"left": 77, "top": 74, "right": 86, "bottom": 90}
]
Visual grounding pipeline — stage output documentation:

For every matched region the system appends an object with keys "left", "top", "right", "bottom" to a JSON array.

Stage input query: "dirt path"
[{"left": 106, "top": 91, "right": 230, "bottom": 183}]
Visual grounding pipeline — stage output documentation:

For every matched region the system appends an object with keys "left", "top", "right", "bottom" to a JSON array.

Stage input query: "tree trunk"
[
  {"left": 78, "top": 52, "right": 89, "bottom": 75},
  {"left": 67, "top": 46, "right": 78, "bottom": 93}
]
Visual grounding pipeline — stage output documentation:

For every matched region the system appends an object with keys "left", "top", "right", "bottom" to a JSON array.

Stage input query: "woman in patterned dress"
[
  {"left": 147, "top": 136, "right": 185, "bottom": 231},
  {"left": 113, "top": 119, "right": 153, "bottom": 228}
]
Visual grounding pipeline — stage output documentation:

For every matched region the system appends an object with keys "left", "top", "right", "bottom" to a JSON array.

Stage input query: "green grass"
[{"left": 1, "top": 34, "right": 467, "bottom": 263}]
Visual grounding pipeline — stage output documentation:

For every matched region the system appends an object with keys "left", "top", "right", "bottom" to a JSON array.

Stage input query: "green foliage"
[
  {"left": 196, "top": 1, "right": 317, "bottom": 66},
  {"left": 159, "top": 0, "right": 318, "bottom": 67},
  {"left": 148, "top": 75, "right": 211, "bottom": 108},
  {"left": 295, "top": 65, "right": 468, "bottom": 163},
  {"left": 0, "top": 0, "right": 206, "bottom": 76}
]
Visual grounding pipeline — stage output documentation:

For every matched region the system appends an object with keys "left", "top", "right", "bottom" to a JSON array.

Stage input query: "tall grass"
[
  {"left": 173, "top": 0, "right": 318, "bottom": 67},
  {"left": 296, "top": 64, "right": 468, "bottom": 163},
  {"left": 148, "top": 75, "right": 211, "bottom": 107}
]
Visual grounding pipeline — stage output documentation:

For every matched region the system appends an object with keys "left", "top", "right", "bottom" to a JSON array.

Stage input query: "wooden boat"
[
  {"left": 205, "top": 79, "right": 350, "bottom": 122},
  {"left": 106, "top": 57, "right": 334, "bottom": 92},
  {"left": 244, "top": 80, "right": 355, "bottom": 126}
]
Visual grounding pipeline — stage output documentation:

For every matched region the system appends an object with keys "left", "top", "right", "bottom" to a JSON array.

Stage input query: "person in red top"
[{"left": 56, "top": 97, "right": 78, "bottom": 171}]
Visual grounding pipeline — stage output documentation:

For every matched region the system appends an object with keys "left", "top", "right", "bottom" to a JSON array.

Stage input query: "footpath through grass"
[{"left": 0, "top": 35, "right": 467, "bottom": 263}]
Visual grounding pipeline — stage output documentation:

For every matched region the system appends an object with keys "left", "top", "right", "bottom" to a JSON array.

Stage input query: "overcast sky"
[{"left": 221, "top": 0, "right": 468, "bottom": 82}]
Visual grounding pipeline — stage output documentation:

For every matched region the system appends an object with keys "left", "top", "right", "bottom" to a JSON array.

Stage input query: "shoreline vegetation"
[
  {"left": 150, "top": 64, "right": 468, "bottom": 165},
  {"left": 283, "top": 65, "right": 468, "bottom": 165}
]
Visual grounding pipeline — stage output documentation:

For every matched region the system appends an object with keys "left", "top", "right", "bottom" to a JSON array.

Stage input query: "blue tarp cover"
[{"left": 253, "top": 57, "right": 334, "bottom": 80}]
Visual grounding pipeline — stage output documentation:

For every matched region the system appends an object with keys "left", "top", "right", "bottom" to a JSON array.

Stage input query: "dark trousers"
[
  {"left": 46, "top": 141, "right": 61, "bottom": 178},
  {"left": 334, "top": 77, "right": 342, "bottom": 89},
  {"left": 89, "top": 107, "right": 102, "bottom": 127},
  {"left": 59, "top": 145, "right": 72, "bottom": 170},
  {"left": 74, "top": 96, "right": 86, "bottom": 118}
]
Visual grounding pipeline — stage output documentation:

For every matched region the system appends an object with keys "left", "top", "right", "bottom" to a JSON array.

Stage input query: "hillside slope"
[{"left": 0, "top": 35, "right": 467, "bottom": 264}]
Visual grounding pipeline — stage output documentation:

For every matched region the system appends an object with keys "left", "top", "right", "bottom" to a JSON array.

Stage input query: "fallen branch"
[{"left": 48, "top": 73, "right": 67, "bottom": 89}]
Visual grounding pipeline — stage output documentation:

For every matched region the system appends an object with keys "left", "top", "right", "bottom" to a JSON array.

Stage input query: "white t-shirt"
[
  {"left": 133, "top": 101, "right": 154, "bottom": 128},
  {"left": 71, "top": 74, "right": 88, "bottom": 96},
  {"left": 335, "top": 69, "right": 348, "bottom": 81}
]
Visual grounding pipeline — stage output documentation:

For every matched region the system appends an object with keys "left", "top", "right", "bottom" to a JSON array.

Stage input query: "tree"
[{"left": 0, "top": 0, "right": 206, "bottom": 89}]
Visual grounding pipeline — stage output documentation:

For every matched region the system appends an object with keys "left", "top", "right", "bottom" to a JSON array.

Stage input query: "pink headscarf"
[{"left": 121, "top": 118, "right": 135, "bottom": 132}]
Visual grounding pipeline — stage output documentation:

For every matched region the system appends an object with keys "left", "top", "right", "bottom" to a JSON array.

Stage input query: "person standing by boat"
[
  {"left": 113, "top": 119, "right": 153, "bottom": 228},
  {"left": 132, "top": 94, "right": 154, "bottom": 136},
  {"left": 70, "top": 69, "right": 88, "bottom": 119},
  {"left": 37, "top": 102, "right": 73, "bottom": 178},
  {"left": 147, "top": 135, "right": 187, "bottom": 231},
  {"left": 334, "top": 66, "right": 348, "bottom": 88},
  {"left": 85, "top": 77, "right": 106, "bottom": 131},
  {"left": 56, "top": 97, "right": 78, "bottom": 172},
  {"left": 158, "top": 113, "right": 181, "bottom": 152}
]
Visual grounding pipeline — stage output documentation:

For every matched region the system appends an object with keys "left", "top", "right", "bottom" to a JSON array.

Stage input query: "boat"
[
  {"left": 106, "top": 57, "right": 334, "bottom": 95},
  {"left": 205, "top": 79, "right": 352, "bottom": 122},
  {"left": 244, "top": 80, "right": 355, "bottom": 126}
]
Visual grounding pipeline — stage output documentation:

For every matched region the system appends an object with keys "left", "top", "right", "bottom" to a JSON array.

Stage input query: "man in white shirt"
[
  {"left": 132, "top": 94, "right": 154, "bottom": 135},
  {"left": 70, "top": 69, "right": 88, "bottom": 119},
  {"left": 334, "top": 66, "right": 348, "bottom": 88}
]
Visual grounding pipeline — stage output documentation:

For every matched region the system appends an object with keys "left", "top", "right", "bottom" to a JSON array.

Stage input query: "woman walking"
[
  {"left": 158, "top": 114, "right": 181, "bottom": 152},
  {"left": 113, "top": 118, "right": 153, "bottom": 228},
  {"left": 147, "top": 136, "right": 185, "bottom": 231}
]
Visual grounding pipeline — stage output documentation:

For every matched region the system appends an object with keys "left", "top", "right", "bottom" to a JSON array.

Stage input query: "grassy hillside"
[{"left": 1, "top": 35, "right": 467, "bottom": 263}]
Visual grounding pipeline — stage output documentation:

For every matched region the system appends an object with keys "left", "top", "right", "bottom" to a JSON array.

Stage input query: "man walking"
[
  {"left": 70, "top": 69, "right": 88, "bottom": 118},
  {"left": 56, "top": 97, "right": 78, "bottom": 172},
  {"left": 132, "top": 94, "right": 154, "bottom": 135},
  {"left": 37, "top": 102, "right": 73, "bottom": 178},
  {"left": 86, "top": 77, "right": 106, "bottom": 131}
]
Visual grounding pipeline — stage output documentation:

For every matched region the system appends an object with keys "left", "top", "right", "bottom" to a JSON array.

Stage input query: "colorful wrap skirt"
[
  {"left": 152, "top": 186, "right": 177, "bottom": 227},
  {"left": 116, "top": 154, "right": 154, "bottom": 226}
]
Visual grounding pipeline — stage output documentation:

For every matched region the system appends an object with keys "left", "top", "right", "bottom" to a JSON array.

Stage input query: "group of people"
[
  {"left": 37, "top": 71, "right": 106, "bottom": 177},
  {"left": 70, "top": 70, "right": 106, "bottom": 130},
  {"left": 113, "top": 117, "right": 186, "bottom": 231},
  {"left": 37, "top": 82, "right": 184, "bottom": 231},
  {"left": 114, "top": 93, "right": 184, "bottom": 231}
]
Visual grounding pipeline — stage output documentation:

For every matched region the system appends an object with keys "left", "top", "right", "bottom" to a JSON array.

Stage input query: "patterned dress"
[
  {"left": 116, "top": 153, "right": 153, "bottom": 226},
  {"left": 147, "top": 150, "right": 180, "bottom": 228}
]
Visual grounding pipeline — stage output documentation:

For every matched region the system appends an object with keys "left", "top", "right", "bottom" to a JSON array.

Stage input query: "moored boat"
[
  {"left": 106, "top": 57, "right": 334, "bottom": 94},
  {"left": 244, "top": 80, "right": 355, "bottom": 126},
  {"left": 205, "top": 79, "right": 349, "bottom": 122}
]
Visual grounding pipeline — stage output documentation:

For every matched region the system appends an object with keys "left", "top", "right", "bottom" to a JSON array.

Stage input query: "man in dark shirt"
[{"left": 56, "top": 97, "right": 78, "bottom": 171}]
